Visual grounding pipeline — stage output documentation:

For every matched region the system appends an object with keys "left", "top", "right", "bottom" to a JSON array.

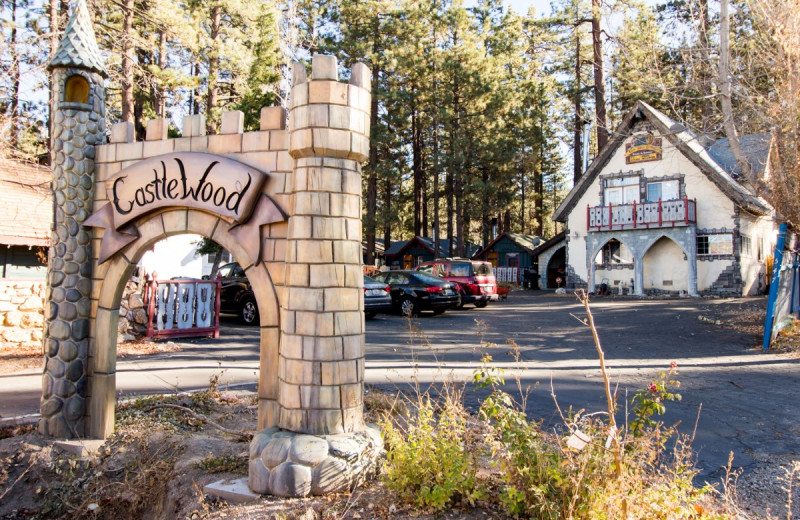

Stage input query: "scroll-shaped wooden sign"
[{"left": 86, "top": 152, "right": 287, "bottom": 264}]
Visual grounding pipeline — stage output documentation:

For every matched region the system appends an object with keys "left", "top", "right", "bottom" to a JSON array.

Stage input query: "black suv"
[{"left": 217, "top": 262, "right": 259, "bottom": 325}]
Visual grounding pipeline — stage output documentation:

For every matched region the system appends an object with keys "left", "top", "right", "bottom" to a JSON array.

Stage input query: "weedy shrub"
[
  {"left": 476, "top": 360, "right": 729, "bottom": 519},
  {"left": 380, "top": 388, "right": 484, "bottom": 511},
  {"left": 194, "top": 453, "right": 247, "bottom": 474}
]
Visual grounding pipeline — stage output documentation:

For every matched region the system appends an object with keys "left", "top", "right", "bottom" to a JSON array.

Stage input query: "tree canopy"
[{"left": 1, "top": 0, "right": 797, "bottom": 251}]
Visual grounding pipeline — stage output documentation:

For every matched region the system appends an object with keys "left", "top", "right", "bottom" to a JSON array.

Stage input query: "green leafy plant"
[
  {"left": 630, "top": 361, "right": 682, "bottom": 437},
  {"left": 381, "top": 390, "right": 483, "bottom": 511}
]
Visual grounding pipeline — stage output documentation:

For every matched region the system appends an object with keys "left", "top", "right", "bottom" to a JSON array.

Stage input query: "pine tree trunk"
[
  {"left": 719, "top": 0, "right": 752, "bottom": 181},
  {"left": 383, "top": 176, "right": 392, "bottom": 251},
  {"left": 121, "top": 0, "right": 135, "bottom": 124},
  {"left": 412, "top": 96, "right": 423, "bottom": 237},
  {"left": 591, "top": 0, "right": 607, "bottom": 151},
  {"left": 156, "top": 31, "right": 167, "bottom": 118},
  {"left": 365, "top": 62, "right": 380, "bottom": 266},
  {"left": 573, "top": 27, "right": 584, "bottom": 184},
  {"left": 206, "top": 3, "right": 222, "bottom": 134},
  {"left": 433, "top": 116, "right": 440, "bottom": 256},
  {"left": 10, "top": 0, "right": 19, "bottom": 149}
]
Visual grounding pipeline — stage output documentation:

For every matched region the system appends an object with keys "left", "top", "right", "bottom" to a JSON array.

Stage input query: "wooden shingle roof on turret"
[{"left": 48, "top": 0, "right": 107, "bottom": 77}]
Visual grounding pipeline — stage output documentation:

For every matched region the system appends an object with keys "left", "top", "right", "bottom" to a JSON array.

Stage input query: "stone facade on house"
[{"left": 0, "top": 281, "right": 46, "bottom": 345}]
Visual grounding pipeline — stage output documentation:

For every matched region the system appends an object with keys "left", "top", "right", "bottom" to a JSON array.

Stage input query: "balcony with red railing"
[{"left": 587, "top": 198, "right": 696, "bottom": 232}]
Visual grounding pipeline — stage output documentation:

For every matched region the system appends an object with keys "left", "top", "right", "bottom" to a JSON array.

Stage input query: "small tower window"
[{"left": 64, "top": 75, "right": 90, "bottom": 104}]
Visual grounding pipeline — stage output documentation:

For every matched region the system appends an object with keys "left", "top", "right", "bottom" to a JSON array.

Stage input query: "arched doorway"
[
  {"left": 591, "top": 238, "right": 635, "bottom": 293},
  {"left": 88, "top": 209, "right": 282, "bottom": 438},
  {"left": 642, "top": 236, "right": 688, "bottom": 293},
  {"left": 546, "top": 247, "right": 566, "bottom": 288}
]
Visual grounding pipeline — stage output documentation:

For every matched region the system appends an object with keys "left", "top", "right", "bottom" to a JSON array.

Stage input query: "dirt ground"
[
  {"left": 0, "top": 340, "right": 183, "bottom": 375},
  {"left": 0, "top": 386, "right": 509, "bottom": 520}
]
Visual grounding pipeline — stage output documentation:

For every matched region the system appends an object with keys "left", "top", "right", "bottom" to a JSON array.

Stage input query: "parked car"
[
  {"left": 363, "top": 274, "right": 392, "bottom": 319},
  {"left": 415, "top": 258, "right": 499, "bottom": 308},
  {"left": 216, "top": 262, "right": 259, "bottom": 325},
  {"left": 371, "top": 270, "right": 460, "bottom": 316}
]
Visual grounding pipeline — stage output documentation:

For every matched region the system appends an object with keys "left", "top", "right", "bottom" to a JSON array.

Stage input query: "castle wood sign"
[{"left": 86, "top": 152, "right": 286, "bottom": 264}]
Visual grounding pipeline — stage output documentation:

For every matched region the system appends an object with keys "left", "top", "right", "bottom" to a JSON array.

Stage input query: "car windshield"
[
  {"left": 364, "top": 275, "right": 378, "bottom": 283},
  {"left": 448, "top": 262, "right": 471, "bottom": 277},
  {"left": 412, "top": 272, "right": 446, "bottom": 284},
  {"left": 473, "top": 262, "right": 493, "bottom": 275}
]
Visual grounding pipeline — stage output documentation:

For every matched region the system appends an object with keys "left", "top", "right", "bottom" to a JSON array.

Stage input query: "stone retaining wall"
[{"left": 0, "top": 279, "right": 46, "bottom": 346}]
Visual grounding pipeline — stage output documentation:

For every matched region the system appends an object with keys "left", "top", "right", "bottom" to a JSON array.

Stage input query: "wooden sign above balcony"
[{"left": 625, "top": 135, "right": 662, "bottom": 164}]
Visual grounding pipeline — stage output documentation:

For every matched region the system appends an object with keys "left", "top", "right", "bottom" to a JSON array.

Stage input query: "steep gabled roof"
[
  {"left": 472, "top": 232, "right": 543, "bottom": 259},
  {"left": 384, "top": 236, "right": 479, "bottom": 259},
  {"left": 0, "top": 160, "right": 52, "bottom": 247},
  {"left": 49, "top": 0, "right": 107, "bottom": 77},
  {"left": 708, "top": 133, "right": 772, "bottom": 180},
  {"left": 552, "top": 101, "right": 770, "bottom": 223},
  {"left": 529, "top": 230, "right": 566, "bottom": 257}
]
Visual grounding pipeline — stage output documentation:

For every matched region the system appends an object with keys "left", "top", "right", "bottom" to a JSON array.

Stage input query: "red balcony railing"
[{"left": 586, "top": 198, "right": 696, "bottom": 232}]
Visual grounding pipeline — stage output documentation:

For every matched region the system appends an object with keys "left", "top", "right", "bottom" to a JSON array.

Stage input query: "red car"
[{"left": 415, "top": 259, "right": 498, "bottom": 308}]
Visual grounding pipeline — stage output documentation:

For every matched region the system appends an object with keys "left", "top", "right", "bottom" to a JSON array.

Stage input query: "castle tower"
[
  {"left": 245, "top": 56, "right": 381, "bottom": 498},
  {"left": 279, "top": 55, "right": 371, "bottom": 436},
  {"left": 40, "top": 0, "right": 107, "bottom": 437}
]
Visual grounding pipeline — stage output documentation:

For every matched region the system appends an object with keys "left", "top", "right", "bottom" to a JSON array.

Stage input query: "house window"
[
  {"left": 697, "top": 236, "right": 709, "bottom": 255},
  {"left": 741, "top": 235, "right": 752, "bottom": 257},
  {"left": 604, "top": 175, "right": 640, "bottom": 205},
  {"left": 697, "top": 234, "right": 733, "bottom": 256},
  {"left": 646, "top": 180, "right": 679, "bottom": 201}
]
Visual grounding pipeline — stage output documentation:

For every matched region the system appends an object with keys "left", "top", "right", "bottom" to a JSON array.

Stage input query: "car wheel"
[
  {"left": 475, "top": 300, "right": 488, "bottom": 308},
  {"left": 433, "top": 308, "right": 446, "bottom": 315},
  {"left": 240, "top": 298, "right": 259, "bottom": 325},
  {"left": 400, "top": 298, "right": 417, "bottom": 317},
  {"left": 365, "top": 311, "right": 377, "bottom": 320}
]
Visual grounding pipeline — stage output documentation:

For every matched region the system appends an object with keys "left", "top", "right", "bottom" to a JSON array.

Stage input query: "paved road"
[{"left": 2, "top": 292, "right": 798, "bottom": 481}]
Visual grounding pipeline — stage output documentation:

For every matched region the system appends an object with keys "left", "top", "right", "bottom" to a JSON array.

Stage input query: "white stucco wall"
[
  {"left": 739, "top": 212, "right": 776, "bottom": 295},
  {"left": 643, "top": 237, "right": 688, "bottom": 291},
  {"left": 566, "top": 125, "right": 738, "bottom": 289}
]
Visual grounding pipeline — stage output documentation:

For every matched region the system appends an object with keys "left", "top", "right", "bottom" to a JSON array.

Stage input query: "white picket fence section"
[{"left": 493, "top": 267, "right": 520, "bottom": 283}]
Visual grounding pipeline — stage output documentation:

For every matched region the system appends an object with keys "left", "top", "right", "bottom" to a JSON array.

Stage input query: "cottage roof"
[
  {"left": 0, "top": 160, "right": 52, "bottom": 247},
  {"left": 384, "top": 236, "right": 478, "bottom": 259},
  {"left": 48, "top": 0, "right": 107, "bottom": 77},
  {"left": 552, "top": 101, "right": 770, "bottom": 222},
  {"left": 529, "top": 230, "right": 567, "bottom": 257},
  {"left": 472, "top": 232, "right": 543, "bottom": 259},
  {"left": 707, "top": 132, "right": 772, "bottom": 180}
]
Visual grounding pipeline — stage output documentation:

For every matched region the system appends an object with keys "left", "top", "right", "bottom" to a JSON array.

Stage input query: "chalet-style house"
[
  {"left": 0, "top": 160, "right": 51, "bottom": 279},
  {"left": 383, "top": 236, "right": 478, "bottom": 269},
  {"left": 552, "top": 101, "right": 776, "bottom": 297},
  {"left": 472, "top": 232, "right": 543, "bottom": 268}
]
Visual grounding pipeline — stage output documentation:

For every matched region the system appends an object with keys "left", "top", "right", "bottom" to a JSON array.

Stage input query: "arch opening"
[
  {"left": 88, "top": 209, "right": 281, "bottom": 439},
  {"left": 642, "top": 236, "right": 688, "bottom": 293},
  {"left": 592, "top": 237, "right": 635, "bottom": 293},
  {"left": 65, "top": 75, "right": 90, "bottom": 104},
  {"left": 546, "top": 246, "right": 566, "bottom": 288}
]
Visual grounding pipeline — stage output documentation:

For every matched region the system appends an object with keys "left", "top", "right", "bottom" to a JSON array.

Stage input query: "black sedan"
[
  {"left": 217, "top": 262, "right": 259, "bottom": 325},
  {"left": 364, "top": 275, "right": 392, "bottom": 319},
  {"left": 371, "top": 270, "right": 460, "bottom": 316}
]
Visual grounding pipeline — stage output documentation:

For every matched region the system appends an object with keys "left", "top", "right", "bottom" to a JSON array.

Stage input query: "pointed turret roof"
[{"left": 49, "top": 0, "right": 107, "bottom": 77}]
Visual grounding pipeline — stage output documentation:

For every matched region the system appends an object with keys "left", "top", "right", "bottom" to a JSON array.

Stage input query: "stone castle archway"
[
  {"left": 87, "top": 208, "right": 282, "bottom": 438},
  {"left": 42, "top": 0, "right": 381, "bottom": 497}
]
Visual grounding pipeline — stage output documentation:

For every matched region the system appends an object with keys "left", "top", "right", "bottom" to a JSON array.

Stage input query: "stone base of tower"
[{"left": 247, "top": 425, "right": 383, "bottom": 497}]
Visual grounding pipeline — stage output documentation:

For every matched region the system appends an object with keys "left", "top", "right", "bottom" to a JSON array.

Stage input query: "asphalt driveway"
[
  {"left": 2, "top": 291, "right": 797, "bottom": 484},
  {"left": 364, "top": 292, "right": 800, "bottom": 482}
]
